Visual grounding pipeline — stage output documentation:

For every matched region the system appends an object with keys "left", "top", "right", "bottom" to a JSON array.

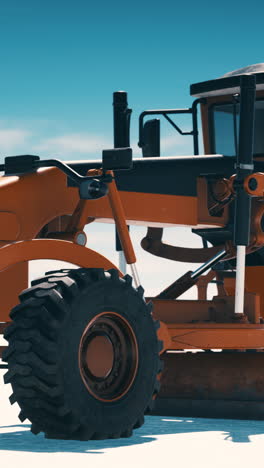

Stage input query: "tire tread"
[{"left": 4, "top": 267, "right": 163, "bottom": 440}]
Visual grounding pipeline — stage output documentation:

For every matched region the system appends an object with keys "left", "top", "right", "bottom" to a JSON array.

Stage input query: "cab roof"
[{"left": 190, "top": 63, "right": 264, "bottom": 98}]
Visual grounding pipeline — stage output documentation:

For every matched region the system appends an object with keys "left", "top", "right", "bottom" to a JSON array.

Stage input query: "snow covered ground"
[{"left": 1, "top": 369, "right": 264, "bottom": 468}]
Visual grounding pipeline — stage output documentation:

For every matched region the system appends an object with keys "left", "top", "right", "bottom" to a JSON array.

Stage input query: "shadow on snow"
[{"left": 0, "top": 416, "right": 263, "bottom": 453}]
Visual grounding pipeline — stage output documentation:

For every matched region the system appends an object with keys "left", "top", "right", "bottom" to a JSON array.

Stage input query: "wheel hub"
[
  {"left": 78, "top": 312, "right": 139, "bottom": 402},
  {"left": 85, "top": 334, "right": 114, "bottom": 378}
]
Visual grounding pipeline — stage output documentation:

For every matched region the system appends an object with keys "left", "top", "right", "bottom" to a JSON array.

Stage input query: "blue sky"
[
  {"left": 1, "top": 0, "right": 264, "bottom": 295},
  {"left": 1, "top": 0, "right": 264, "bottom": 159}
]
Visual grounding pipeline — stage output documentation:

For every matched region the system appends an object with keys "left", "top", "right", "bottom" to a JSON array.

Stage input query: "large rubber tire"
[{"left": 3, "top": 268, "right": 162, "bottom": 440}]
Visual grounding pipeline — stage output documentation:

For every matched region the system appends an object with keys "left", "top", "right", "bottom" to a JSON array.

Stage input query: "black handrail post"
[
  {"left": 191, "top": 98, "right": 202, "bottom": 155},
  {"left": 113, "top": 92, "right": 132, "bottom": 273},
  {"left": 113, "top": 91, "right": 131, "bottom": 149},
  {"left": 234, "top": 75, "right": 256, "bottom": 247},
  {"left": 233, "top": 74, "right": 256, "bottom": 315}
]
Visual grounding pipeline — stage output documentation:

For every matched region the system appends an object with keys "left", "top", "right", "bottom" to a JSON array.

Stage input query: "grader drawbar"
[{"left": 2, "top": 63, "right": 264, "bottom": 439}]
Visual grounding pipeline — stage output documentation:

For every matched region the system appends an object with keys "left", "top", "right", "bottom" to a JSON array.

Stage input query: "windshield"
[{"left": 211, "top": 100, "right": 264, "bottom": 157}]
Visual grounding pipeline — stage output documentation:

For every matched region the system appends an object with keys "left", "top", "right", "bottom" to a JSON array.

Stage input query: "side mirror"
[{"left": 141, "top": 119, "right": 160, "bottom": 157}]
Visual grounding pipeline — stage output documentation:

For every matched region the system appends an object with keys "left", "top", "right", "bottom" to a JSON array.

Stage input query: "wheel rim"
[{"left": 78, "top": 311, "right": 139, "bottom": 402}]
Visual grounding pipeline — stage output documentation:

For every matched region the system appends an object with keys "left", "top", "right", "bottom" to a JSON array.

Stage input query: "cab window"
[{"left": 211, "top": 100, "right": 264, "bottom": 157}]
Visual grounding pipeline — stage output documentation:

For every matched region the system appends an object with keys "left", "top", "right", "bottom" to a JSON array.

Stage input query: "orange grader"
[{"left": 2, "top": 63, "right": 264, "bottom": 439}]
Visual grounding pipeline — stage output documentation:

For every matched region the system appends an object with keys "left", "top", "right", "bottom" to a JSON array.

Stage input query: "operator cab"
[{"left": 191, "top": 63, "right": 264, "bottom": 157}]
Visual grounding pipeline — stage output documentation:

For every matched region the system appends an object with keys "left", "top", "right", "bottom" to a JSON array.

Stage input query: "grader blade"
[{"left": 153, "top": 352, "right": 264, "bottom": 420}]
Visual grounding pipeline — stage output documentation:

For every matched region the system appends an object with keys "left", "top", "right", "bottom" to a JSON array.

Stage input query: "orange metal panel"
[
  {"left": 87, "top": 191, "right": 199, "bottom": 227},
  {"left": 152, "top": 295, "right": 264, "bottom": 351},
  {"left": 0, "top": 212, "right": 21, "bottom": 240},
  {"left": 0, "top": 169, "right": 79, "bottom": 240},
  {"left": 0, "top": 240, "right": 121, "bottom": 321},
  {"left": 0, "top": 169, "right": 201, "bottom": 233},
  {"left": 165, "top": 323, "right": 264, "bottom": 350},
  {"left": 151, "top": 292, "right": 260, "bottom": 325},
  {"left": 0, "top": 239, "right": 120, "bottom": 273},
  {"left": 246, "top": 266, "right": 264, "bottom": 318},
  {"left": 0, "top": 263, "right": 28, "bottom": 321},
  {"left": 151, "top": 298, "right": 211, "bottom": 323}
]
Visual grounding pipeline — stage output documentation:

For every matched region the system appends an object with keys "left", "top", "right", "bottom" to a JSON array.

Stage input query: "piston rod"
[
  {"left": 191, "top": 249, "right": 227, "bottom": 280},
  {"left": 157, "top": 248, "right": 226, "bottom": 300},
  {"left": 130, "top": 263, "right": 141, "bottom": 288}
]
